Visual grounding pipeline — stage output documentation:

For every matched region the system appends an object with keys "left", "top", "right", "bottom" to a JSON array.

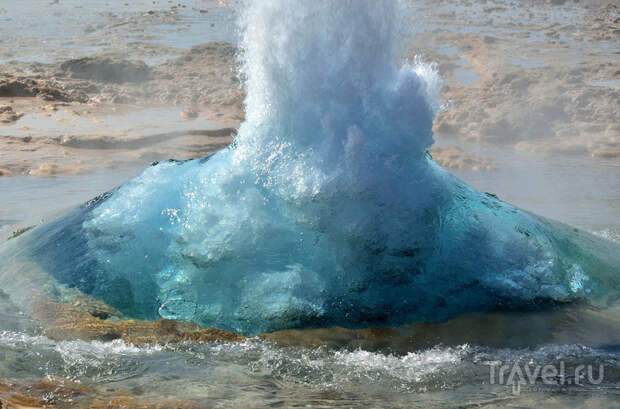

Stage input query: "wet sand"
[
  {"left": 0, "top": 43, "right": 241, "bottom": 177},
  {"left": 414, "top": 0, "right": 619, "bottom": 160}
]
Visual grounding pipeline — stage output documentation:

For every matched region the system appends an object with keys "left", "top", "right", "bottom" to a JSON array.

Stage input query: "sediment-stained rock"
[
  {"left": 429, "top": 146, "right": 497, "bottom": 171},
  {"left": 0, "top": 377, "right": 203, "bottom": 409},
  {"left": 59, "top": 57, "right": 151, "bottom": 84},
  {"left": 0, "top": 105, "right": 23, "bottom": 124},
  {"left": 0, "top": 76, "right": 81, "bottom": 102},
  {"left": 31, "top": 300, "right": 244, "bottom": 345}
]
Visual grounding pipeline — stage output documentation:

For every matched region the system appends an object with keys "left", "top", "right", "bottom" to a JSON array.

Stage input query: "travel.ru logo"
[{"left": 489, "top": 361, "right": 605, "bottom": 395}]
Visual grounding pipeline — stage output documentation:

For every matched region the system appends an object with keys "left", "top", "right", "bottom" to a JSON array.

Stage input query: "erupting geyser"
[{"left": 1, "top": 0, "right": 619, "bottom": 335}]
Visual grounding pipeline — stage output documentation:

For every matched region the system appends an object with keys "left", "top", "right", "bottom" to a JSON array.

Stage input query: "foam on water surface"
[{"left": 0, "top": 330, "right": 618, "bottom": 407}]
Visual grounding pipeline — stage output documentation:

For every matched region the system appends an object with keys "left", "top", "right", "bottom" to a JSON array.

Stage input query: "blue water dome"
[{"left": 1, "top": 0, "right": 619, "bottom": 335}]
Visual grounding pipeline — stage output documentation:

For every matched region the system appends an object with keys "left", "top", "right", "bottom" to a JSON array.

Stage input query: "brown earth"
[
  {"left": 31, "top": 300, "right": 243, "bottom": 345},
  {"left": 0, "top": 43, "right": 241, "bottom": 177},
  {"left": 411, "top": 0, "right": 619, "bottom": 163}
]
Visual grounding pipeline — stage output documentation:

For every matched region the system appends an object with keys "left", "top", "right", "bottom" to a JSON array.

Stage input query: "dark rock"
[
  {"left": 0, "top": 105, "right": 24, "bottom": 123},
  {"left": 0, "top": 77, "right": 74, "bottom": 101},
  {"left": 59, "top": 56, "right": 150, "bottom": 83}
]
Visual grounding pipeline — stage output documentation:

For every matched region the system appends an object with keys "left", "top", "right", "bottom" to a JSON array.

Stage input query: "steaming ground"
[
  {"left": 0, "top": 43, "right": 242, "bottom": 178},
  {"left": 0, "top": 0, "right": 617, "bottom": 169},
  {"left": 418, "top": 0, "right": 620, "bottom": 160}
]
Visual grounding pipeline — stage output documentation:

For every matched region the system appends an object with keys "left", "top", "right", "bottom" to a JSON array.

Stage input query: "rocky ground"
[
  {"left": 412, "top": 0, "right": 620, "bottom": 164},
  {"left": 0, "top": 42, "right": 241, "bottom": 177}
]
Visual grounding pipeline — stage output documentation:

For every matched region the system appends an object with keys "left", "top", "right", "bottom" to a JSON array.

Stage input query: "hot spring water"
[
  {"left": 1, "top": 1, "right": 620, "bottom": 406},
  {"left": 1, "top": 0, "right": 619, "bottom": 336}
]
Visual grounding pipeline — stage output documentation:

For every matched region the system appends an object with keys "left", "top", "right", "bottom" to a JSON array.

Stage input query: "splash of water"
[{"left": 1, "top": 0, "right": 619, "bottom": 335}]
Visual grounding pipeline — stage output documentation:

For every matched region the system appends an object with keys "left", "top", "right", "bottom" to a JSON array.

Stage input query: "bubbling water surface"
[{"left": 1, "top": 0, "right": 619, "bottom": 336}]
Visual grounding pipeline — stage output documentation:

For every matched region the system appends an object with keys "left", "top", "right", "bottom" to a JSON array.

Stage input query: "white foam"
[{"left": 592, "top": 229, "right": 620, "bottom": 244}]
